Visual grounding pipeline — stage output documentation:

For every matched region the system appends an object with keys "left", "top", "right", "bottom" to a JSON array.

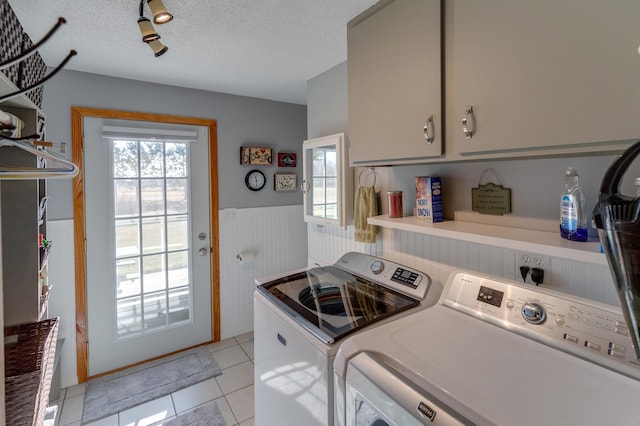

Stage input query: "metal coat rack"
[{"left": 0, "top": 16, "right": 78, "bottom": 180}]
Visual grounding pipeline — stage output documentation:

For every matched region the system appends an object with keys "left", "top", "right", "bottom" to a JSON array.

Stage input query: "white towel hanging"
[{"left": 0, "top": 138, "right": 78, "bottom": 180}]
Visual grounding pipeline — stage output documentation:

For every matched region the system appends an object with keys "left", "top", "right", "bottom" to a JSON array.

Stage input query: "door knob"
[{"left": 199, "top": 247, "right": 209, "bottom": 256}]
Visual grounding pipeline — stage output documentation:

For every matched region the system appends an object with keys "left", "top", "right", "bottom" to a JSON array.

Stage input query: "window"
[
  {"left": 112, "top": 139, "right": 192, "bottom": 337},
  {"left": 302, "top": 133, "right": 352, "bottom": 228}
]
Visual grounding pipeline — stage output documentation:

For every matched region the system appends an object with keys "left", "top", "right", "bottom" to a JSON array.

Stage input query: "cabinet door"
[
  {"left": 348, "top": 0, "right": 442, "bottom": 165},
  {"left": 447, "top": 0, "right": 640, "bottom": 156}
]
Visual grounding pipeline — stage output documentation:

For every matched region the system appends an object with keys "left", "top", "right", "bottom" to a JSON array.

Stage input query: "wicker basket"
[
  {"left": 5, "top": 318, "right": 60, "bottom": 426},
  {"left": 0, "top": 0, "right": 23, "bottom": 85}
]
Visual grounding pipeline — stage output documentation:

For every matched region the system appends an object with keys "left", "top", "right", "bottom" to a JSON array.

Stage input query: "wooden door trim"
[{"left": 71, "top": 107, "right": 220, "bottom": 383}]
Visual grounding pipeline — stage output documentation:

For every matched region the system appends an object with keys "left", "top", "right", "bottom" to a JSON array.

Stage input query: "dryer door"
[{"left": 345, "top": 352, "right": 471, "bottom": 426}]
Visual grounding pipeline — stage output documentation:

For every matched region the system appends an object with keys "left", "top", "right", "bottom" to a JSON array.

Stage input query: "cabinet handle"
[
  {"left": 300, "top": 179, "right": 310, "bottom": 193},
  {"left": 462, "top": 106, "right": 476, "bottom": 139},
  {"left": 423, "top": 115, "right": 434, "bottom": 144}
]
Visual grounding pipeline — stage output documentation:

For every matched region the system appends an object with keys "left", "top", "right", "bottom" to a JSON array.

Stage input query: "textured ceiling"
[{"left": 7, "top": 0, "right": 380, "bottom": 105}]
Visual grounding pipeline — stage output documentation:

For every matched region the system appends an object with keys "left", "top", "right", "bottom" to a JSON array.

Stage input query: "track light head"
[
  {"left": 147, "top": 0, "right": 173, "bottom": 24},
  {"left": 137, "top": 17, "right": 160, "bottom": 42},
  {"left": 148, "top": 39, "right": 168, "bottom": 57}
]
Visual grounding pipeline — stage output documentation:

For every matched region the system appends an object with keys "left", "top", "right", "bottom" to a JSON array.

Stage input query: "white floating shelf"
[
  {"left": 368, "top": 215, "right": 606, "bottom": 265},
  {"left": 0, "top": 72, "right": 40, "bottom": 110}
]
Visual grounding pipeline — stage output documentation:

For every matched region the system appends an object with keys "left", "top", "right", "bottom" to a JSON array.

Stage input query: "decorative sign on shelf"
[{"left": 471, "top": 169, "right": 512, "bottom": 215}]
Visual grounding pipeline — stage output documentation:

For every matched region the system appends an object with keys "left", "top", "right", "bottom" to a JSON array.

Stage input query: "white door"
[{"left": 83, "top": 117, "right": 212, "bottom": 376}]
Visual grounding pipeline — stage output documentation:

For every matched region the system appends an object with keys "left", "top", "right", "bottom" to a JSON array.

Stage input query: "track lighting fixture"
[{"left": 138, "top": 0, "right": 172, "bottom": 56}]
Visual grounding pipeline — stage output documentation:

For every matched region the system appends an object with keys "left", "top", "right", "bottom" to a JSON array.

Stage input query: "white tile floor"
[{"left": 48, "top": 332, "right": 255, "bottom": 426}]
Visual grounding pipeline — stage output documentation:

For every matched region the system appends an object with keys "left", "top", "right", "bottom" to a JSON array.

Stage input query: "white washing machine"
[
  {"left": 334, "top": 270, "right": 640, "bottom": 425},
  {"left": 253, "top": 252, "right": 443, "bottom": 426}
]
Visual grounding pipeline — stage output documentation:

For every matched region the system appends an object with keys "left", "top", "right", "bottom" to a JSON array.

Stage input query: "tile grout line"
[{"left": 222, "top": 393, "right": 240, "bottom": 426}]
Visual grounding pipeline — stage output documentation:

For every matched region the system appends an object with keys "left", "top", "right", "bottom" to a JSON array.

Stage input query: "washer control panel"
[
  {"left": 443, "top": 271, "right": 640, "bottom": 380},
  {"left": 336, "top": 252, "right": 430, "bottom": 301},
  {"left": 390, "top": 267, "right": 422, "bottom": 289}
]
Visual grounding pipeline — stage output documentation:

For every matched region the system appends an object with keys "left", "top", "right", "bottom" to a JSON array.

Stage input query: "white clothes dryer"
[{"left": 334, "top": 270, "right": 640, "bottom": 425}]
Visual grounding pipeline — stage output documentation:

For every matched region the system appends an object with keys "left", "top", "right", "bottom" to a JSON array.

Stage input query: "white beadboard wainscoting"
[
  {"left": 219, "top": 205, "right": 307, "bottom": 338},
  {"left": 46, "top": 220, "right": 78, "bottom": 390},
  {"left": 46, "top": 205, "right": 307, "bottom": 387},
  {"left": 307, "top": 223, "right": 620, "bottom": 307}
]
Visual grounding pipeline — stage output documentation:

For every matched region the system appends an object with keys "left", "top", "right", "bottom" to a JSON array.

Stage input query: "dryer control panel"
[{"left": 443, "top": 271, "right": 640, "bottom": 381}]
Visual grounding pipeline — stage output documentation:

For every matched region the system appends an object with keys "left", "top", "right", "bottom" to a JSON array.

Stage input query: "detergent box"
[{"left": 415, "top": 176, "right": 443, "bottom": 223}]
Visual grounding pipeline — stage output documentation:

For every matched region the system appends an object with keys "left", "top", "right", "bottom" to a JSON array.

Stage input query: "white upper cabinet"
[
  {"left": 445, "top": 0, "right": 640, "bottom": 158},
  {"left": 302, "top": 133, "right": 353, "bottom": 228},
  {"left": 347, "top": 0, "right": 442, "bottom": 166}
]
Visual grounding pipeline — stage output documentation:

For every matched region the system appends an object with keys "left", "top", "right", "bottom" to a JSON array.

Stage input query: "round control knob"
[
  {"left": 370, "top": 260, "right": 384, "bottom": 274},
  {"left": 506, "top": 301, "right": 515, "bottom": 309},
  {"left": 521, "top": 302, "right": 546, "bottom": 325}
]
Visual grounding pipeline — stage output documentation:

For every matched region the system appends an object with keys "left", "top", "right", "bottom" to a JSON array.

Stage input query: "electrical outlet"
[
  {"left": 515, "top": 251, "right": 550, "bottom": 284},
  {"left": 222, "top": 208, "right": 237, "bottom": 220}
]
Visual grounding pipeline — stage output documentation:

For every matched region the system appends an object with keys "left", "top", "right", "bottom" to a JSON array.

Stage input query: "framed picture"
[
  {"left": 277, "top": 152, "right": 297, "bottom": 167},
  {"left": 274, "top": 173, "right": 297, "bottom": 191},
  {"left": 240, "top": 147, "right": 273, "bottom": 165}
]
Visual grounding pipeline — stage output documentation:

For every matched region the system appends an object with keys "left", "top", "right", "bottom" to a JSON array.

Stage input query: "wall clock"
[{"left": 245, "top": 169, "right": 266, "bottom": 191}]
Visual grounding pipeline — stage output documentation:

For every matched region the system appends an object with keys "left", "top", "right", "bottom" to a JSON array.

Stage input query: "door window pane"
[
  {"left": 115, "top": 218, "right": 140, "bottom": 257},
  {"left": 142, "top": 216, "right": 166, "bottom": 254},
  {"left": 141, "top": 178, "right": 165, "bottom": 216},
  {"left": 114, "top": 179, "right": 139, "bottom": 218},
  {"left": 140, "top": 141, "right": 165, "bottom": 177},
  {"left": 113, "top": 140, "right": 138, "bottom": 178},
  {"left": 117, "top": 296, "right": 141, "bottom": 337},
  {"left": 116, "top": 257, "right": 140, "bottom": 298},
  {"left": 143, "top": 292, "right": 167, "bottom": 331},
  {"left": 166, "top": 178, "right": 188, "bottom": 214},
  {"left": 168, "top": 288, "right": 190, "bottom": 324},
  {"left": 168, "top": 215, "right": 188, "bottom": 251},
  {"left": 143, "top": 254, "right": 166, "bottom": 293},
  {"left": 168, "top": 251, "right": 189, "bottom": 288},
  {"left": 166, "top": 143, "right": 187, "bottom": 177}
]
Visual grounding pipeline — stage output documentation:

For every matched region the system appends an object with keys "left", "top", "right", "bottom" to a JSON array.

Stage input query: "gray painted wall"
[
  {"left": 307, "top": 62, "right": 640, "bottom": 238},
  {"left": 307, "top": 62, "right": 348, "bottom": 139},
  {"left": 42, "top": 70, "right": 307, "bottom": 219}
]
